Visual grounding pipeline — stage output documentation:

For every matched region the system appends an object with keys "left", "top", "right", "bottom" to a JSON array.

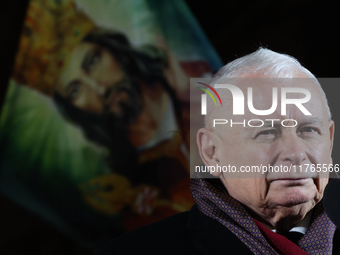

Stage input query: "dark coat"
[{"left": 96, "top": 204, "right": 340, "bottom": 255}]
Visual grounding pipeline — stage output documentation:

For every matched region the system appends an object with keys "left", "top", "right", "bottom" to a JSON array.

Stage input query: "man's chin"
[
  {"left": 267, "top": 185, "right": 318, "bottom": 210},
  {"left": 268, "top": 178, "right": 319, "bottom": 206}
]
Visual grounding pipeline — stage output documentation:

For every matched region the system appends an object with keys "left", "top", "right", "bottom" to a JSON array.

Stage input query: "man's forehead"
[
  {"left": 60, "top": 43, "right": 91, "bottom": 82},
  {"left": 57, "top": 42, "right": 95, "bottom": 96}
]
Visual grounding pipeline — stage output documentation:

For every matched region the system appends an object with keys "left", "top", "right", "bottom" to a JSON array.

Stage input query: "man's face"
[
  {"left": 57, "top": 42, "right": 142, "bottom": 123},
  {"left": 198, "top": 76, "right": 334, "bottom": 230}
]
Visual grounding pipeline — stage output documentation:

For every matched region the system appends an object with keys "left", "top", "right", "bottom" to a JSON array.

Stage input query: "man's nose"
[
  {"left": 278, "top": 132, "right": 307, "bottom": 165},
  {"left": 83, "top": 76, "right": 106, "bottom": 96}
]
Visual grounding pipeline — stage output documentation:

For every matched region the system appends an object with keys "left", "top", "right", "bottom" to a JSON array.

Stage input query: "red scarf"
[{"left": 254, "top": 219, "right": 309, "bottom": 255}]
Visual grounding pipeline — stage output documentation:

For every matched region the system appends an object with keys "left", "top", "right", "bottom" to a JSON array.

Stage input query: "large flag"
[{"left": 0, "top": 0, "right": 222, "bottom": 248}]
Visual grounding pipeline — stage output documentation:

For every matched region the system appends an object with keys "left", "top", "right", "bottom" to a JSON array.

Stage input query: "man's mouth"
[
  {"left": 107, "top": 89, "right": 128, "bottom": 106},
  {"left": 105, "top": 88, "right": 132, "bottom": 116},
  {"left": 104, "top": 85, "right": 142, "bottom": 125}
]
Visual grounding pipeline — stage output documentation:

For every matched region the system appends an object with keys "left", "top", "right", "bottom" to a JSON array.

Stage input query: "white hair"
[{"left": 209, "top": 48, "right": 331, "bottom": 119}]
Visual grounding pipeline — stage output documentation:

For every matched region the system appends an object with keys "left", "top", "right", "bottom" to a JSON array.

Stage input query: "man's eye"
[
  {"left": 256, "top": 129, "right": 276, "bottom": 138},
  {"left": 300, "top": 127, "right": 320, "bottom": 134},
  {"left": 88, "top": 54, "right": 100, "bottom": 70},
  {"left": 82, "top": 49, "right": 101, "bottom": 73}
]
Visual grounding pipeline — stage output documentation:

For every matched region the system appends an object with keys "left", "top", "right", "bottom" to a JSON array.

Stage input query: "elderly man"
[{"left": 96, "top": 48, "right": 340, "bottom": 255}]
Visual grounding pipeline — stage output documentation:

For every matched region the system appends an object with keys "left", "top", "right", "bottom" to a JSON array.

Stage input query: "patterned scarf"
[{"left": 190, "top": 177, "right": 336, "bottom": 255}]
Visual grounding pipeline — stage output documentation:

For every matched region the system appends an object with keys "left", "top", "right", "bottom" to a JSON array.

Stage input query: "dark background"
[{"left": 0, "top": 0, "right": 339, "bottom": 254}]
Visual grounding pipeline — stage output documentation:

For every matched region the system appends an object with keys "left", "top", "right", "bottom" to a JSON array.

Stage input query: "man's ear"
[{"left": 197, "top": 128, "right": 221, "bottom": 177}]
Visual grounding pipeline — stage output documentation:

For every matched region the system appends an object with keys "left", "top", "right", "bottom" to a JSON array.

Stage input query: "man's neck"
[
  {"left": 273, "top": 211, "right": 312, "bottom": 234},
  {"left": 248, "top": 208, "right": 313, "bottom": 234}
]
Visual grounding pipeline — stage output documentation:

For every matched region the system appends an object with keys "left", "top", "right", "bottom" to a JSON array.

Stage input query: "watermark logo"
[
  {"left": 196, "top": 82, "right": 222, "bottom": 115},
  {"left": 199, "top": 84, "right": 311, "bottom": 116}
]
